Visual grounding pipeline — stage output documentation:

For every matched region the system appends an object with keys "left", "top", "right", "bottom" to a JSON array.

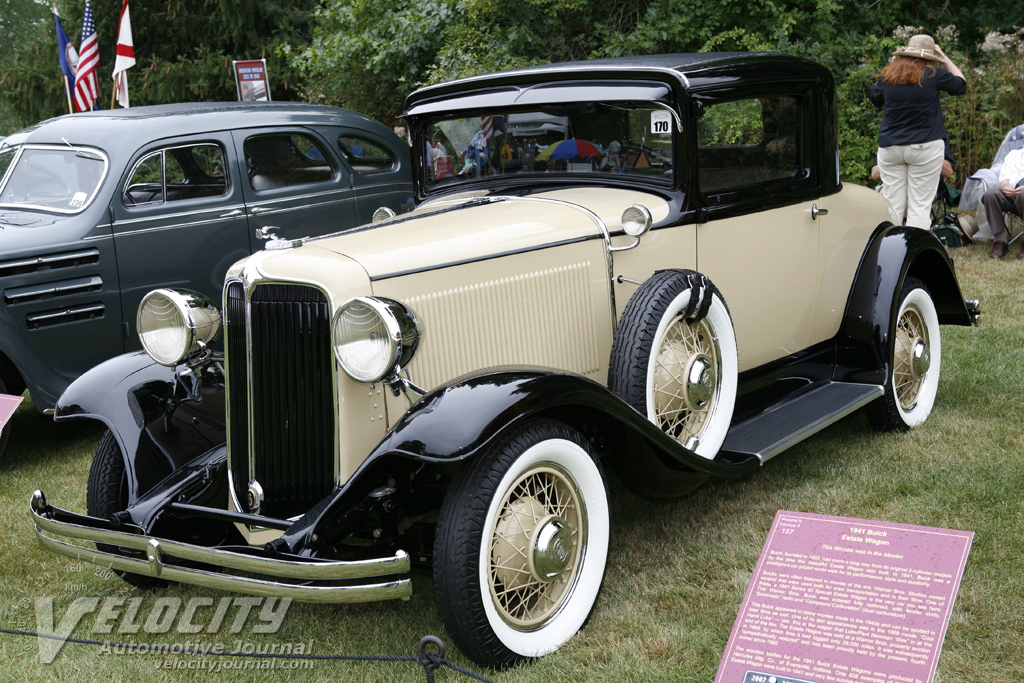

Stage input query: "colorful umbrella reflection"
[{"left": 535, "top": 139, "right": 602, "bottom": 161}]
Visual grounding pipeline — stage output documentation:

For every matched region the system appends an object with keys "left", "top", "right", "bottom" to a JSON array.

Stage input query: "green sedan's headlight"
[
  {"left": 137, "top": 289, "right": 221, "bottom": 366},
  {"left": 332, "top": 297, "right": 420, "bottom": 383}
]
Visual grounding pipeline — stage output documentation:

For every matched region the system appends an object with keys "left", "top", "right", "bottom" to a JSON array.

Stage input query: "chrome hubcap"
[
  {"left": 684, "top": 354, "right": 716, "bottom": 411},
  {"left": 530, "top": 517, "right": 573, "bottom": 582},
  {"left": 910, "top": 338, "right": 930, "bottom": 380}
]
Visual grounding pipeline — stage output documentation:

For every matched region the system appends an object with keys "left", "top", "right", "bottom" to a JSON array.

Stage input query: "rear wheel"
[
  {"left": 433, "top": 419, "right": 609, "bottom": 668},
  {"left": 87, "top": 430, "right": 167, "bottom": 589},
  {"left": 867, "top": 277, "right": 941, "bottom": 431}
]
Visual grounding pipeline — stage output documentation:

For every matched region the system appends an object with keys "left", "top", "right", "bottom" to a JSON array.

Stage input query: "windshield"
[
  {"left": 419, "top": 104, "right": 676, "bottom": 193},
  {"left": 0, "top": 144, "right": 109, "bottom": 214}
]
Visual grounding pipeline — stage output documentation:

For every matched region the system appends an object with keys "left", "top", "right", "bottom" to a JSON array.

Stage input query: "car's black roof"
[
  {"left": 405, "top": 52, "right": 831, "bottom": 111},
  {"left": 2, "top": 102, "right": 395, "bottom": 153}
]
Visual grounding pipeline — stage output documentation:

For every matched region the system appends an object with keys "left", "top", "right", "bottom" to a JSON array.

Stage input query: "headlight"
[
  {"left": 137, "top": 289, "right": 221, "bottom": 366},
  {"left": 332, "top": 297, "right": 420, "bottom": 383}
]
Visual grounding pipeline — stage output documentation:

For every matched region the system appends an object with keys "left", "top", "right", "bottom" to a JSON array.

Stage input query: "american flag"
[{"left": 73, "top": 1, "right": 100, "bottom": 112}]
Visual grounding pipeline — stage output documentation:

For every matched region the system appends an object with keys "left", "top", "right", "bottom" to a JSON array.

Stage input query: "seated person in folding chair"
[{"left": 983, "top": 146, "right": 1024, "bottom": 259}]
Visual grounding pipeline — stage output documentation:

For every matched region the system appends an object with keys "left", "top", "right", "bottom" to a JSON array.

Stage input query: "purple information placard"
[
  {"left": 0, "top": 393, "right": 22, "bottom": 431},
  {"left": 715, "top": 511, "right": 972, "bottom": 683}
]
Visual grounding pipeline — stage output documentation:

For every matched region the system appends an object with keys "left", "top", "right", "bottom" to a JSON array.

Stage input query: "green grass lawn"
[{"left": 0, "top": 238, "right": 1021, "bottom": 682}]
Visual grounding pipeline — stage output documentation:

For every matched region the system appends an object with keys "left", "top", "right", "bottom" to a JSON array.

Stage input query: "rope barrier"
[{"left": 0, "top": 627, "right": 496, "bottom": 682}]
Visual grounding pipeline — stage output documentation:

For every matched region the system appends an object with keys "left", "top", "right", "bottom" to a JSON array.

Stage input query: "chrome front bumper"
[{"left": 30, "top": 491, "right": 411, "bottom": 603}]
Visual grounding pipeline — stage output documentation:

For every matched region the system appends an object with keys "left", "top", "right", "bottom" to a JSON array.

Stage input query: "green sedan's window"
[
  {"left": 338, "top": 136, "right": 397, "bottom": 174},
  {"left": 697, "top": 96, "right": 800, "bottom": 194},
  {"left": 124, "top": 143, "right": 228, "bottom": 206},
  {"left": 244, "top": 133, "right": 334, "bottom": 190},
  {"left": 0, "top": 145, "right": 108, "bottom": 214}
]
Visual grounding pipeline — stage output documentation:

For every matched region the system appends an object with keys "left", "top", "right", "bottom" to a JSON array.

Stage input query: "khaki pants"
[{"left": 878, "top": 139, "right": 944, "bottom": 229}]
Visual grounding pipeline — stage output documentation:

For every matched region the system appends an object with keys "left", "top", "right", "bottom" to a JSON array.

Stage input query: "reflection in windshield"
[
  {"left": 0, "top": 145, "right": 108, "bottom": 214},
  {"left": 421, "top": 104, "right": 675, "bottom": 192}
]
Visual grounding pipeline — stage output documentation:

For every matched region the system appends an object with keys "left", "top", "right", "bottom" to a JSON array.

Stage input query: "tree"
[{"left": 1, "top": 0, "right": 318, "bottom": 134}]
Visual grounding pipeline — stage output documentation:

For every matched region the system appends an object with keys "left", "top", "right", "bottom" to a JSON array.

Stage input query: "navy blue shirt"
[{"left": 869, "top": 68, "right": 966, "bottom": 148}]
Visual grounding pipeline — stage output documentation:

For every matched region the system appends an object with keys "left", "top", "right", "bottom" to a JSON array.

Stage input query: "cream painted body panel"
[
  {"left": 696, "top": 201, "right": 821, "bottom": 369},
  {"left": 808, "top": 184, "right": 892, "bottom": 343},
  {"left": 695, "top": 185, "right": 889, "bottom": 370}
]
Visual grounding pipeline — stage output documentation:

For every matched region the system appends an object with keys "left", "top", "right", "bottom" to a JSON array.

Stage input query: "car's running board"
[{"left": 719, "top": 382, "right": 883, "bottom": 464}]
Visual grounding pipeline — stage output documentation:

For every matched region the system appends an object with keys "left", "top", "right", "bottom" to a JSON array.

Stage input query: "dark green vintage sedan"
[{"left": 0, "top": 102, "right": 413, "bottom": 457}]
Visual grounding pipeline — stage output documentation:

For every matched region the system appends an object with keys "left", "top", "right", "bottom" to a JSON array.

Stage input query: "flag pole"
[
  {"left": 63, "top": 75, "right": 73, "bottom": 114},
  {"left": 110, "top": 79, "right": 117, "bottom": 109}
]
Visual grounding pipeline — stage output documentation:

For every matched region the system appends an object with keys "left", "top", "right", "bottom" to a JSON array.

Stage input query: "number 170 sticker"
[{"left": 651, "top": 110, "right": 672, "bottom": 135}]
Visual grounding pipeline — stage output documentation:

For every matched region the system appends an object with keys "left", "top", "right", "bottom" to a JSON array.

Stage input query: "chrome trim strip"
[
  {"left": 26, "top": 304, "right": 104, "bottom": 324},
  {"left": 117, "top": 204, "right": 245, "bottom": 225},
  {"left": 0, "top": 248, "right": 100, "bottom": 271},
  {"left": 31, "top": 494, "right": 411, "bottom": 603}
]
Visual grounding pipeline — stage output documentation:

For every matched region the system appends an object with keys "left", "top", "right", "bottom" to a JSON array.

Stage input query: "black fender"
[
  {"left": 54, "top": 351, "right": 226, "bottom": 502},
  {"left": 277, "top": 369, "right": 760, "bottom": 551},
  {"left": 835, "top": 225, "right": 973, "bottom": 386}
]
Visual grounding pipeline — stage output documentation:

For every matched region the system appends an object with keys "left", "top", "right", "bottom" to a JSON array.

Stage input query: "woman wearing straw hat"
[{"left": 869, "top": 34, "right": 966, "bottom": 229}]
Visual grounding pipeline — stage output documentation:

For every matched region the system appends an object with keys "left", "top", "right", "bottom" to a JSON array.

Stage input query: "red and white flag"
[
  {"left": 112, "top": 0, "right": 135, "bottom": 107},
  {"left": 73, "top": 0, "right": 99, "bottom": 111}
]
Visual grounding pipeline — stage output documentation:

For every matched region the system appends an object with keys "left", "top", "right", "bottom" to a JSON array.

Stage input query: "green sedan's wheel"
[{"left": 433, "top": 419, "right": 609, "bottom": 668}]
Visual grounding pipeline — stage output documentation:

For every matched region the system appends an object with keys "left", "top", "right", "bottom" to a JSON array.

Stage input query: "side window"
[
  {"left": 697, "top": 96, "right": 799, "bottom": 194},
  {"left": 124, "top": 152, "right": 163, "bottom": 205},
  {"left": 244, "top": 133, "right": 334, "bottom": 190},
  {"left": 123, "top": 143, "right": 228, "bottom": 206},
  {"left": 338, "top": 136, "right": 397, "bottom": 174}
]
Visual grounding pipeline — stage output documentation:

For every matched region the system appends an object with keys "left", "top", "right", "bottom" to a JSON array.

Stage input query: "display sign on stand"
[
  {"left": 233, "top": 59, "right": 271, "bottom": 102},
  {"left": 716, "top": 511, "right": 972, "bottom": 683},
  {"left": 0, "top": 394, "right": 23, "bottom": 431}
]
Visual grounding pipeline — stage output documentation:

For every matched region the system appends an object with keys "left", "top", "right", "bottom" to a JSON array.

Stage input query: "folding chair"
[{"left": 959, "top": 123, "right": 1024, "bottom": 241}]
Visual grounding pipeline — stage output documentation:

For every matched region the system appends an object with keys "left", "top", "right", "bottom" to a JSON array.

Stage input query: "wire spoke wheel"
[
  {"left": 867, "top": 276, "right": 941, "bottom": 432},
  {"left": 651, "top": 315, "right": 719, "bottom": 446},
  {"left": 893, "top": 303, "right": 928, "bottom": 411},
  {"left": 433, "top": 419, "right": 608, "bottom": 668},
  {"left": 488, "top": 464, "right": 583, "bottom": 628}
]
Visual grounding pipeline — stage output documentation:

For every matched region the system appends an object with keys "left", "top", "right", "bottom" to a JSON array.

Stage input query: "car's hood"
[{"left": 307, "top": 187, "right": 670, "bottom": 279}]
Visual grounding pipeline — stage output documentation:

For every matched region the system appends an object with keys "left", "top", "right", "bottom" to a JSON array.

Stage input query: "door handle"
[
  {"left": 811, "top": 204, "right": 828, "bottom": 220},
  {"left": 251, "top": 207, "right": 275, "bottom": 216},
  {"left": 220, "top": 209, "right": 244, "bottom": 218}
]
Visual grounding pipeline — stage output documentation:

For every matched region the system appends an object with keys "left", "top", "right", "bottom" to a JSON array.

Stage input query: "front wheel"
[
  {"left": 87, "top": 430, "right": 167, "bottom": 589},
  {"left": 433, "top": 419, "right": 609, "bottom": 668},
  {"left": 867, "top": 277, "right": 941, "bottom": 431}
]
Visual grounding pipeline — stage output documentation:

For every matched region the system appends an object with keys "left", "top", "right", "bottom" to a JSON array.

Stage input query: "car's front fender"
[
  {"left": 276, "top": 369, "right": 759, "bottom": 551},
  {"left": 55, "top": 351, "right": 226, "bottom": 501}
]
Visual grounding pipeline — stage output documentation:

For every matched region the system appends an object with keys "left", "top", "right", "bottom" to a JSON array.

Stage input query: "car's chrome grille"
[{"left": 226, "top": 281, "right": 336, "bottom": 521}]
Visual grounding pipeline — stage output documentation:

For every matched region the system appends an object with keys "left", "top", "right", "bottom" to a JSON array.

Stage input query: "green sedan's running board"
[{"left": 720, "top": 382, "right": 883, "bottom": 464}]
